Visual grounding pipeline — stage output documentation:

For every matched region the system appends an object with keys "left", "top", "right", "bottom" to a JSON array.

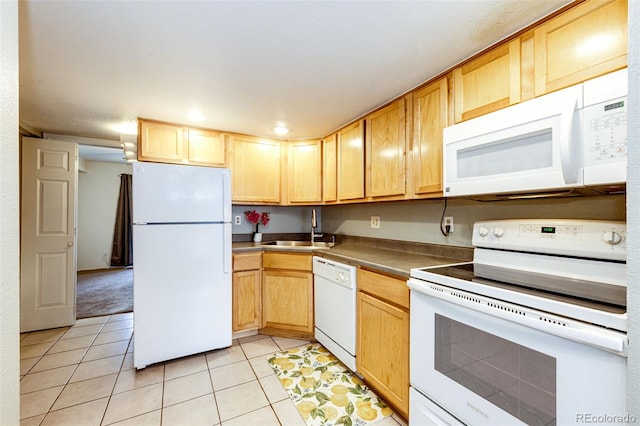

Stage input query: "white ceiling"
[{"left": 19, "top": 0, "right": 572, "bottom": 146}]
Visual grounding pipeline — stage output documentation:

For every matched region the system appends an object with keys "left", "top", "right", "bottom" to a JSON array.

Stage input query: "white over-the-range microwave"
[{"left": 443, "top": 68, "right": 627, "bottom": 198}]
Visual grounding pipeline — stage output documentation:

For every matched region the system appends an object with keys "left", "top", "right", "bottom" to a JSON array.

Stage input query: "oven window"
[{"left": 435, "top": 314, "right": 556, "bottom": 425}]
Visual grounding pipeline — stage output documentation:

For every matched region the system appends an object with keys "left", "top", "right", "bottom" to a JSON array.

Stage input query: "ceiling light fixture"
[
  {"left": 188, "top": 109, "right": 205, "bottom": 122},
  {"left": 111, "top": 120, "right": 138, "bottom": 135},
  {"left": 273, "top": 125, "right": 289, "bottom": 136}
]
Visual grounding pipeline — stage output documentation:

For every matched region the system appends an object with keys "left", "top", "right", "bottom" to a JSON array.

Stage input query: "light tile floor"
[{"left": 20, "top": 313, "right": 404, "bottom": 426}]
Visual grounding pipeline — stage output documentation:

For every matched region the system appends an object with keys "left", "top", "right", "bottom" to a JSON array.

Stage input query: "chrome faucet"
[{"left": 311, "top": 208, "right": 317, "bottom": 243}]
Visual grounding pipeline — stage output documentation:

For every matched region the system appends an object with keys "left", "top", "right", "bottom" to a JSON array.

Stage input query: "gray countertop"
[
  {"left": 232, "top": 236, "right": 473, "bottom": 278},
  {"left": 313, "top": 243, "right": 468, "bottom": 278}
]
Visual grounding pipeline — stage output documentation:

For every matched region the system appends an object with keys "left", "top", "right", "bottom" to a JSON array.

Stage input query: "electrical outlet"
[
  {"left": 444, "top": 216, "right": 454, "bottom": 233},
  {"left": 370, "top": 216, "right": 381, "bottom": 229},
  {"left": 234, "top": 215, "right": 241, "bottom": 225}
]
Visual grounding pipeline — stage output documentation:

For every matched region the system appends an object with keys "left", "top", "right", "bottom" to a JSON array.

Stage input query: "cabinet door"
[
  {"left": 187, "top": 128, "right": 226, "bottom": 167},
  {"left": 453, "top": 39, "right": 521, "bottom": 123},
  {"left": 412, "top": 78, "right": 448, "bottom": 197},
  {"left": 365, "top": 99, "right": 406, "bottom": 198},
  {"left": 138, "top": 120, "right": 185, "bottom": 163},
  {"left": 230, "top": 135, "right": 281, "bottom": 203},
  {"left": 357, "top": 291, "right": 409, "bottom": 418},
  {"left": 232, "top": 270, "right": 261, "bottom": 332},
  {"left": 288, "top": 139, "right": 322, "bottom": 204},
  {"left": 337, "top": 120, "right": 365, "bottom": 201},
  {"left": 262, "top": 270, "right": 313, "bottom": 333},
  {"left": 322, "top": 134, "right": 337, "bottom": 203},
  {"left": 534, "top": 0, "right": 627, "bottom": 96}
]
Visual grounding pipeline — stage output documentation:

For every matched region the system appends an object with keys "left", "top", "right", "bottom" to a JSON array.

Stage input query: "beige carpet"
[
  {"left": 76, "top": 268, "right": 133, "bottom": 319},
  {"left": 268, "top": 343, "right": 393, "bottom": 426}
]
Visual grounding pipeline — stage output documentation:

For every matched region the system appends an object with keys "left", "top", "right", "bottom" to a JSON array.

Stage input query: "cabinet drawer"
[
  {"left": 262, "top": 252, "right": 312, "bottom": 271},
  {"left": 233, "top": 252, "right": 262, "bottom": 271},
  {"left": 358, "top": 268, "right": 409, "bottom": 310}
]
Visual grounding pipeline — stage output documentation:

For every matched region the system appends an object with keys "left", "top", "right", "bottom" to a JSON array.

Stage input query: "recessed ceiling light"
[
  {"left": 188, "top": 109, "right": 205, "bottom": 122},
  {"left": 273, "top": 125, "right": 289, "bottom": 135}
]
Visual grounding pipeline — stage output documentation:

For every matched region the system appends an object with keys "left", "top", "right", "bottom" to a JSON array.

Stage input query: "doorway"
[{"left": 76, "top": 146, "right": 134, "bottom": 319}]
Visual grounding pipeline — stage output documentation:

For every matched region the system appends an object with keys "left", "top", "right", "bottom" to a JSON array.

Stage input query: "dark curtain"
[{"left": 110, "top": 173, "right": 133, "bottom": 267}]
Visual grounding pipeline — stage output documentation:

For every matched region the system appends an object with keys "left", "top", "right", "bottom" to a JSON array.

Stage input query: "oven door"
[{"left": 409, "top": 279, "right": 627, "bottom": 426}]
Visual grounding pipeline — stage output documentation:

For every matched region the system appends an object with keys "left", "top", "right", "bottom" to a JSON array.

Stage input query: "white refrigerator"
[{"left": 132, "top": 162, "right": 232, "bottom": 369}]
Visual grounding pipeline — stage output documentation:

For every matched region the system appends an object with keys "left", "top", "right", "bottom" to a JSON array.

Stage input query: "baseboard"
[{"left": 77, "top": 267, "right": 130, "bottom": 275}]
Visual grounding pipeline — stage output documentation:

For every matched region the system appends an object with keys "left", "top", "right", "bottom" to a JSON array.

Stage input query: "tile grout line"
[
  {"left": 99, "top": 329, "right": 135, "bottom": 426},
  {"left": 204, "top": 344, "right": 222, "bottom": 426}
]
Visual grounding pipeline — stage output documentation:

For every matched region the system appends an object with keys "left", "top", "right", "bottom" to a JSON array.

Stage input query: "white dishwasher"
[{"left": 313, "top": 256, "right": 358, "bottom": 372}]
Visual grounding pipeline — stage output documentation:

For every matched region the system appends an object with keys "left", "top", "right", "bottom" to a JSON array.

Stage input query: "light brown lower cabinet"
[
  {"left": 261, "top": 252, "right": 314, "bottom": 336},
  {"left": 356, "top": 268, "right": 410, "bottom": 419},
  {"left": 232, "top": 253, "right": 262, "bottom": 332}
]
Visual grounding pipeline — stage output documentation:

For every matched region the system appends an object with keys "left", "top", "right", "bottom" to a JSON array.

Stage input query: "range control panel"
[{"left": 472, "top": 219, "right": 626, "bottom": 261}]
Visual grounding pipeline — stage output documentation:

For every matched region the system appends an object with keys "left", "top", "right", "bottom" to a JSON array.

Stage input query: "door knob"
[{"left": 67, "top": 241, "right": 74, "bottom": 247}]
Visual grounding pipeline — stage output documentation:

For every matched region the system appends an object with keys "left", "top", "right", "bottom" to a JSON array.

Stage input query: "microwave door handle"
[{"left": 560, "top": 98, "right": 579, "bottom": 184}]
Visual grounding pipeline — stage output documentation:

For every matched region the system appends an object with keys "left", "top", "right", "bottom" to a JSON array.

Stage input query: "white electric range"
[{"left": 408, "top": 219, "right": 627, "bottom": 426}]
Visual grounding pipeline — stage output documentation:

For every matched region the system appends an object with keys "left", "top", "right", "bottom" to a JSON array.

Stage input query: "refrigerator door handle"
[
  {"left": 222, "top": 170, "right": 231, "bottom": 223},
  {"left": 223, "top": 222, "right": 231, "bottom": 274}
]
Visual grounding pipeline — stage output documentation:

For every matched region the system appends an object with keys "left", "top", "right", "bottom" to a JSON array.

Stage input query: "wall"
[
  {"left": 232, "top": 205, "right": 321, "bottom": 235},
  {"left": 323, "top": 195, "right": 626, "bottom": 247},
  {"left": 626, "top": 0, "right": 639, "bottom": 418},
  {"left": 0, "top": 0, "right": 19, "bottom": 424},
  {"left": 77, "top": 160, "right": 133, "bottom": 270}
]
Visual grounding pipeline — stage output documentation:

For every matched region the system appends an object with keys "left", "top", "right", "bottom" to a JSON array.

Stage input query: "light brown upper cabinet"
[
  {"left": 287, "top": 139, "right": 322, "bottom": 204},
  {"left": 187, "top": 128, "right": 226, "bottom": 167},
  {"left": 534, "top": 0, "right": 627, "bottom": 96},
  {"left": 229, "top": 134, "right": 281, "bottom": 204},
  {"left": 337, "top": 120, "right": 365, "bottom": 201},
  {"left": 365, "top": 99, "right": 406, "bottom": 198},
  {"left": 411, "top": 77, "right": 448, "bottom": 198},
  {"left": 453, "top": 38, "right": 521, "bottom": 123},
  {"left": 322, "top": 133, "right": 338, "bottom": 203},
  {"left": 138, "top": 119, "right": 226, "bottom": 167},
  {"left": 139, "top": 120, "right": 185, "bottom": 163}
]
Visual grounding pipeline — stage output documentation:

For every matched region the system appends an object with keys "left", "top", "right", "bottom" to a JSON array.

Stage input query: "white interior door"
[{"left": 20, "top": 137, "right": 78, "bottom": 332}]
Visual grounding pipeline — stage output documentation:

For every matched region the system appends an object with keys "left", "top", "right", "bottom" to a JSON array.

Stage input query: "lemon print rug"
[{"left": 268, "top": 343, "right": 393, "bottom": 426}]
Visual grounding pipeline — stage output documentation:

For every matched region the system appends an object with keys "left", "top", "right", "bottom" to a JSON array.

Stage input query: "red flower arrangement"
[{"left": 244, "top": 210, "right": 270, "bottom": 233}]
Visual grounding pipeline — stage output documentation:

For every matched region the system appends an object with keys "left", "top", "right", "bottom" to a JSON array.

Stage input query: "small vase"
[{"left": 253, "top": 232, "right": 263, "bottom": 243}]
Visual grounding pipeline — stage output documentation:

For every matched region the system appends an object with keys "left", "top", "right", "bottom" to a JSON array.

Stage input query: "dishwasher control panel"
[{"left": 312, "top": 256, "right": 357, "bottom": 289}]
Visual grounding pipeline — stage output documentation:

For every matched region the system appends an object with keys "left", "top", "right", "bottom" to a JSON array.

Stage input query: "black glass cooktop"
[{"left": 416, "top": 263, "right": 626, "bottom": 315}]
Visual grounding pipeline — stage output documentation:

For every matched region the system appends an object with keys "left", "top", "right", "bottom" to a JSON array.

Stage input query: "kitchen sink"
[{"left": 261, "top": 240, "right": 334, "bottom": 249}]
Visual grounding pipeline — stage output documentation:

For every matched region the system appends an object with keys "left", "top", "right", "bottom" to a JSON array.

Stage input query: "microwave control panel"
[{"left": 583, "top": 96, "right": 627, "bottom": 166}]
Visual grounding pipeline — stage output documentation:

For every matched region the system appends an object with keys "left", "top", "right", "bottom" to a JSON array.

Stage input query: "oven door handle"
[{"left": 408, "top": 280, "right": 628, "bottom": 356}]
